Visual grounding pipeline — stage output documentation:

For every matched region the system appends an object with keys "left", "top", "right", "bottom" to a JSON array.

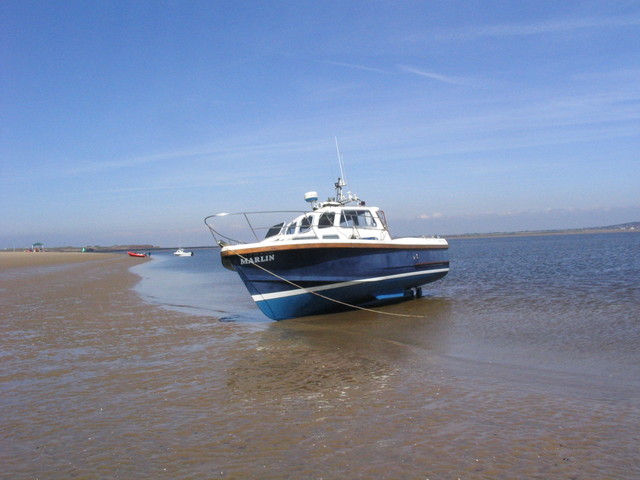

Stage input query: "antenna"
[
  {"left": 335, "top": 137, "right": 347, "bottom": 184},
  {"left": 334, "top": 137, "right": 347, "bottom": 201}
]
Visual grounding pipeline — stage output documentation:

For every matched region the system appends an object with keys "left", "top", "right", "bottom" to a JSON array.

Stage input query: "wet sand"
[
  {"left": 0, "top": 251, "right": 124, "bottom": 270},
  {"left": 1, "top": 253, "right": 639, "bottom": 479}
]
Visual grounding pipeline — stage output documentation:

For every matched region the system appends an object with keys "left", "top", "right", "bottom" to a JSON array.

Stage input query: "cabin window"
[
  {"left": 317, "top": 213, "right": 334, "bottom": 228},
  {"left": 340, "top": 210, "right": 377, "bottom": 228},
  {"left": 265, "top": 222, "right": 284, "bottom": 238},
  {"left": 299, "top": 215, "right": 312, "bottom": 233},
  {"left": 285, "top": 216, "right": 312, "bottom": 235},
  {"left": 378, "top": 210, "right": 388, "bottom": 229}
]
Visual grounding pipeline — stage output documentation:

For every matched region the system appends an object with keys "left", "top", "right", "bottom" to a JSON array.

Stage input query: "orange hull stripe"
[{"left": 221, "top": 242, "right": 448, "bottom": 257}]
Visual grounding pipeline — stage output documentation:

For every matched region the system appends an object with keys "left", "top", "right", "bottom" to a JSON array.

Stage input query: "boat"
[
  {"left": 174, "top": 248, "right": 194, "bottom": 257},
  {"left": 127, "top": 251, "right": 148, "bottom": 257},
  {"left": 205, "top": 168, "right": 450, "bottom": 320}
]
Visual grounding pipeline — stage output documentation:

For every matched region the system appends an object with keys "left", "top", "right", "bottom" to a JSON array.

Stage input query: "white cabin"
[{"left": 264, "top": 204, "right": 392, "bottom": 243}]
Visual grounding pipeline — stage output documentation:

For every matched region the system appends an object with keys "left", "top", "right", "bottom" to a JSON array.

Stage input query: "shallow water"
[
  {"left": 2, "top": 233, "right": 639, "bottom": 479},
  {"left": 136, "top": 233, "right": 640, "bottom": 379},
  {"left": 133, "top": 249, "right": 260, "bottom": 320}
]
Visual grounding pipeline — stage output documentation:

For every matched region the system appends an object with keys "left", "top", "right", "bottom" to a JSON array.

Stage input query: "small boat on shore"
[
  {"left": 205, "top": 163, "right": 449, "bottom": 320},
  {"left": 127, "top": 251, "right": 148, "bottom": 258},
  {"left": 173, "top": 248, "right": 194, "bottom": 257}
]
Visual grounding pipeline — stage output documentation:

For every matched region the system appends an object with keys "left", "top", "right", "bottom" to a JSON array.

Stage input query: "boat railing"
[{"left": 205, "top": 211, "right": 309, "bottom": 246}]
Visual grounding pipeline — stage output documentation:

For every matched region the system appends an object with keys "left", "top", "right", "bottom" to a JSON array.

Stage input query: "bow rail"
[{"left": 205, "top": 211, "right": 308, "bottom": 246}]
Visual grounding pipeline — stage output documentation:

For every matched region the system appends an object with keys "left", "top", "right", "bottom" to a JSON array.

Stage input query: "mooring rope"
[{"left": 225, "top": 246, "right": 426, "bottom": 318}]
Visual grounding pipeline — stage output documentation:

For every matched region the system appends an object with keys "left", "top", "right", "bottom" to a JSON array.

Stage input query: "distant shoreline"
[
  {"left": 447, "top": 228, "right": 639, "bottom": 239},
  {"left": 2, "top": 245, "right": 214, "bottom": 254}
]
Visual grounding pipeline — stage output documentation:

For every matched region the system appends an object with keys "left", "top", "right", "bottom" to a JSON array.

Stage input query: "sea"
[
  {"left": 134, "top": 232, "right": 640, "bottom": 381},
  {"left": 3, "top": 232, "right": 640, "bottom": 479}
]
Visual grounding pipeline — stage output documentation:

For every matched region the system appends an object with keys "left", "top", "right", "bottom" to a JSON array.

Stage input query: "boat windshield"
[{"left": 339, "top": 209, "right": 378, "bottom": 228}]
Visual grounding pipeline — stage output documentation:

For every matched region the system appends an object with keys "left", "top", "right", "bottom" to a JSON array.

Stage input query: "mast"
[{"left": 334, "top": 137, "right": 347, "bottom": 202}]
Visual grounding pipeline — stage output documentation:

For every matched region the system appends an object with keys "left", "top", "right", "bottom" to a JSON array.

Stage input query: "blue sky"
[{"left": 2, "top": 1, "right": 639, "bottom": 248}]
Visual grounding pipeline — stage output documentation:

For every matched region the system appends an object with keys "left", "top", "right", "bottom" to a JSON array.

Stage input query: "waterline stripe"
[{"left": 251, "top": 268, "right": 449, "bottom": 301}]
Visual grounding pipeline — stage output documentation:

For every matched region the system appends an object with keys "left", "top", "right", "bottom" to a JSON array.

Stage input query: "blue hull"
[{"left": 226, "top": 246, "right": 449, "bottom": 320}]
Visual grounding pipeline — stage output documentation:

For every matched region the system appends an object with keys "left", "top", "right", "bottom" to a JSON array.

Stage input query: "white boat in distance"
[{"left": 173, "top": 248, "right": 194, "bottom": 257}]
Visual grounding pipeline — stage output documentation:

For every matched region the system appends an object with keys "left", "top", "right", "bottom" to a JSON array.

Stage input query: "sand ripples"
[{"left": 2, "top": 243, "right": 640, "bottom": 479}]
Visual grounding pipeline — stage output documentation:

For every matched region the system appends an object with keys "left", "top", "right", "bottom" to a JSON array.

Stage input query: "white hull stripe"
[{"left": 251, "top": 268, "right": 450, "bottom": 302}]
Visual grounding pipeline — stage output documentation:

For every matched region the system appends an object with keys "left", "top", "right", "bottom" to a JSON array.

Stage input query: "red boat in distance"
[{"left": 127, "top": 251, "right": 148, "bottom": 257}]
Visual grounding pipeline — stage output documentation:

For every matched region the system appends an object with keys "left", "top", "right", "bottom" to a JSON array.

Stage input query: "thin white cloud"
[
  {"left": 71, "top": 147, "right": 210, "bottom": 175},
  {"left": 321, "top": 60, "right": 473, "bottom": 86},
  {"left": 398, "top": 65, "right": 469, "bottom": 86},
  {"left": 418, "top": 213, "right": 444, "bottom": 219},
  {"left": 435, "top": 14, "right": 640, "bottom": 41},
  {"left": 320, "top": 60, "right": 388, "bottom": 74},
  {"left": 69, "top": 140, "right": 323, "bottom": 176}
]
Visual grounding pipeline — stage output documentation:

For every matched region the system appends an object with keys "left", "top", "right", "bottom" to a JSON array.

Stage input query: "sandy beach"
[
  {"left": 0, "top": 251, "right": 126, "bottom": 270},
  {"left": 2, "top": 248, "right": 639, "bottom": 479}
]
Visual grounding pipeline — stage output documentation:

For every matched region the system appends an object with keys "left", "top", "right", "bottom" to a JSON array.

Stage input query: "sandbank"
[
  {"left": 0, "top": 252, "right": 152, "bottom": 316},
  {"left": 0, "top": 251, "right": 129, "bottom": 270}
]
